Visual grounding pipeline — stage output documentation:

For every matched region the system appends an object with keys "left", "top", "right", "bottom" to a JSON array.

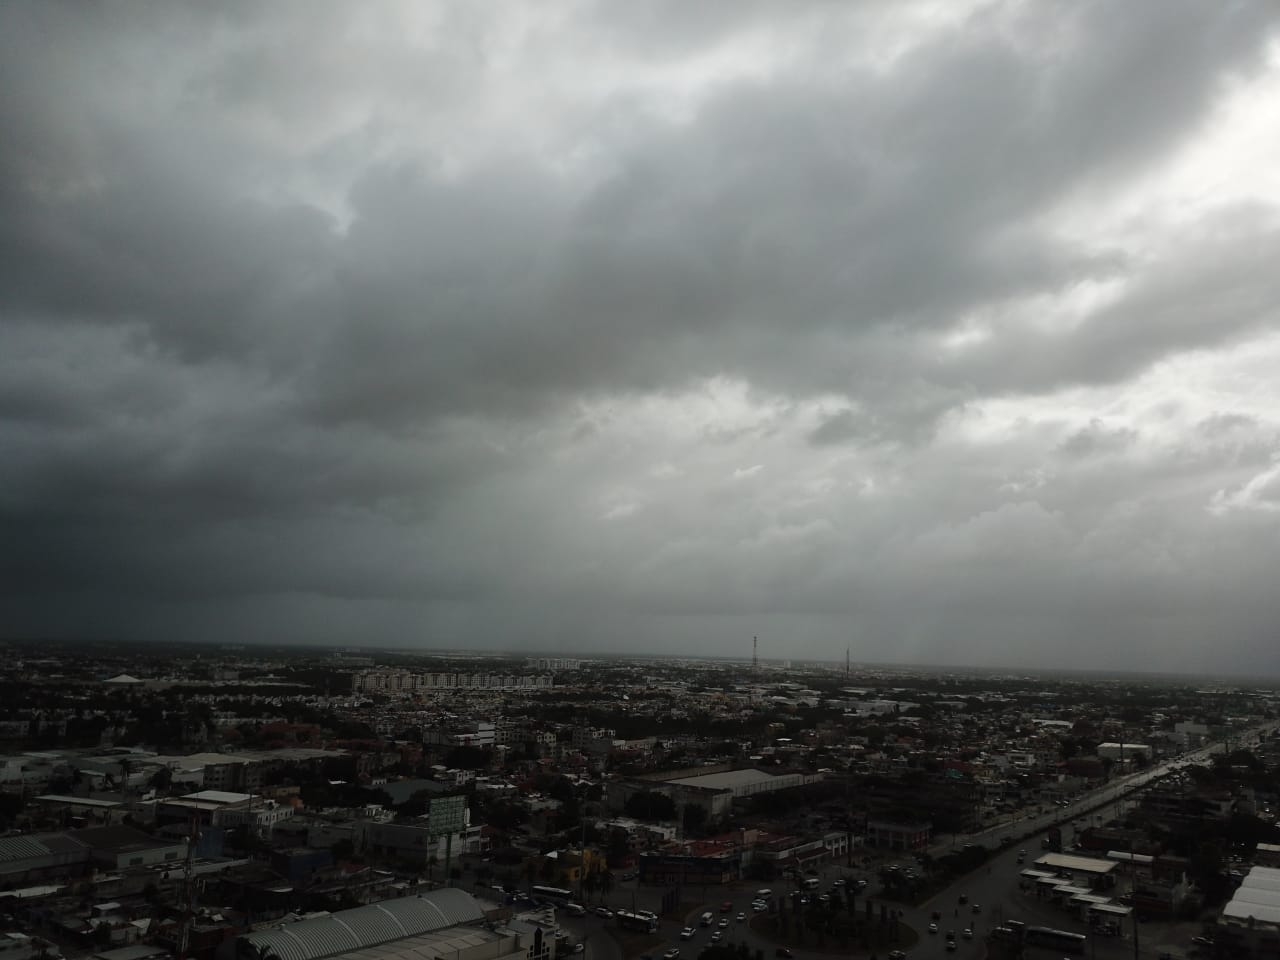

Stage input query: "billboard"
[{"left": 429, "top": 795, "right": 467, "bottom": 837}]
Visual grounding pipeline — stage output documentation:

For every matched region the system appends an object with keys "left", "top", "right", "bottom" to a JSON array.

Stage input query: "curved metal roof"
[{"left": 242, "top": 890, "right": 484, "bottom": 960}]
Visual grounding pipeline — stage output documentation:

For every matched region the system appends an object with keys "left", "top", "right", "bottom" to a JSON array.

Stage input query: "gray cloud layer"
[{"left": 3, "top": 1, "right": 1280, "bottom": 673}]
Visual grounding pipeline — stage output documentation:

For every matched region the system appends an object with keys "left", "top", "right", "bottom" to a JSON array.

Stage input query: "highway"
[{"left": 584, "top": 724, "right": 1273, "bottom": 960}]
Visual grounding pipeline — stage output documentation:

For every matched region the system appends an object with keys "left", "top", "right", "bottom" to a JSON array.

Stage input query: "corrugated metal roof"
[
  {"left": 0, "top": 836, "right": 53, "bottom": 862},
  {"left": 0, "top": 833, "right": 88, "bottom": 863},
  {"left": 242, "top": 890, "right": 484, "bottom": 960}
]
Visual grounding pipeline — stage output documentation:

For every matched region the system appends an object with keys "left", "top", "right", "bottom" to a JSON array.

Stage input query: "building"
[
  {"left": 1096, "top": 743, "right": 1152, "bottom": 763},
  {"left": 32, "top": 795, "right": 126, "bottom": 826},
  {"left": 637, "top": 841, "right": 741, "bottom": 886},
  {"left": 865, "top": 820, "right": 931, "bottom": 853},
  {"left": 1214, "top": 865, "right": 1280, "bottom": 958},
  {"left": 1033, "top": 852, "right": 1119, "bottom": 889},
  {"left": 0, "top": 832, "right": 92, "bottom": 884},
  {"left": 216, "top": 888, "right": 549, "bottom": 960},
  {"left": 72, "top": 825, "right": 186, "bottom": 870}
]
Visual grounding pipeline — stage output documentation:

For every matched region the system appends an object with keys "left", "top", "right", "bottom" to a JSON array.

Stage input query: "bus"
[
  {"left": 531, "top": 885, "right": 575, "bottom": 904},
  {"left": 616, "top": 909, "right": 659, "bottom": 934},
  {"left": 1024, "top": 926, "right": 1087, "bottom": 953}
]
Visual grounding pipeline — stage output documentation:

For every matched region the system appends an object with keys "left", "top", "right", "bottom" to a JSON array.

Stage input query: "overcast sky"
[{"left": 4, "top": 2, "right": 1280, "bottom": 674}]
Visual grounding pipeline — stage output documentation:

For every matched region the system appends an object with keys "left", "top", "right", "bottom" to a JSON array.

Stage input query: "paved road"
[
  {"left": 593, "top": 723, "right": 1275, "bottom": 960},
  {"left": 935, "top": 727, "right": 1273, "bottom": 858}
]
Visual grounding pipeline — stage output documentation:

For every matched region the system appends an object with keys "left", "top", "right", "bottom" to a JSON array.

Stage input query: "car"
[
  {"left": 962, "top": 929, "right": 973, "bottom": 940},
  {"left": 709, "top": 933, "right": 722, "bottom": 944},
  {"left": 622, "top": 872, "right": 636, "bottom": 881},
  {"left": 958, "top": 894, "right": 968, "bottom": 905},
  {"left": 856, "top": 879, "right": 867, "bottom": 889},
  {"left": 753, "top": 903, "right": 768, "bottom": 913},
  {"left": 595, "top": 907, "right": 613, "bottom": 919},
  {"left": 663, "top": 950, "right": 680, "bottom": 960},
  {"left": 736, "top": 913, "right": 746, "bottom": 922},
  {"left": 775, "top": 951, "right": 792, "bottom": 959},
  {"left": 1191, "top": 937, "right": 1215, "bottom": 947},
  {"left": 757, "top": 888, "right": 773, "bottom": 897},
  {"left": 571, "top": 946, "right": 584, "bottom": 955},
  {"left": 718, "top": 918, "right": 729, "bottom": 929},
  {"left": 833, "top": 879, "right": 846, "bottom": 887},
  {"left": 972, "top": 904, "right": 981, "bottom": 914},
  {"left": 680, "top": 928, "right": 695, "bottom": 941},
  {"left": 887, "top": 952, "right": 906, "bottom": 960},
  {"left": 928, "top": 923, "right": 938, "bottom": 934},
  {"left": 945, "top": 941, "right": 957, "bottom": 952}
]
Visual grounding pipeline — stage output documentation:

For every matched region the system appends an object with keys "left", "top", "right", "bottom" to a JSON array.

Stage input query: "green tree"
[
  {"left": 683, "top": 803, "right": 709, "bottom": 833},
  {"left": 623, "top": 790, "right": 676, "bottom": 821}
]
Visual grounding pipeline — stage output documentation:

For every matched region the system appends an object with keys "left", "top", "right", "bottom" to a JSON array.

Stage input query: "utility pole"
[
  {"left": 752, "top": 636, "right": 758, "bottom": 673},
  {"left": 177, "top": 813, "right": 199, "bottom": 960}
]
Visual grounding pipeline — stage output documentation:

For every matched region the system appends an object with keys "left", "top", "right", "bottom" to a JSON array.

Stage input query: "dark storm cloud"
[{"left": 3, "top": 1, "right": 1280, "bottom": 670}]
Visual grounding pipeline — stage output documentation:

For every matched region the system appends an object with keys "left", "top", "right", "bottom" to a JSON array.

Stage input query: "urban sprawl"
[{"left": 0, "top": 642, "right": 1278, "bottom": 960}]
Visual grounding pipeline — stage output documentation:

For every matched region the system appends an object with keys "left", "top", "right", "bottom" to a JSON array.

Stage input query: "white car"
[
  {"left": 595, "top": 907, "right": 613, "bottom": 919},
  {"left": 680, "top": 928, "right": 695, "bottom": 941},
  {"left": 756, "top": 888, "right": 772, "bottom": 897}
]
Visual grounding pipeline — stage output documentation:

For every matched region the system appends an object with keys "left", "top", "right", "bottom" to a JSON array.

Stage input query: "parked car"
[
  {"left": 595, "top": 907, "right": 613, "bottom": 919},
  {"left": 663, "top": 950, "right": 680, "bottom": 960},
  {"left": 718, "top": 919, "right": 729, "bottom": 929},
  {"left": 680, "top": 928, "right": 695, "bottom": 941},
  {"left": 710, "top": 932, "right": 722, "bottom": 944},
  {"left": 962, "top": 928, "right": 973, "bottom": 940}
]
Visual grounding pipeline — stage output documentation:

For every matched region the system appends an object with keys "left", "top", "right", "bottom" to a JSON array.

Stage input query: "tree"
[
  {"left": 150, "top": 766, "right": 174, "bottom": 792},
  {"left": 683, "top": 803, "right": 709, "bottom": 833},
  {"left": 623, "top": 790, "right": 676, "bottom": 821},
  {"left": 444, "top": 746, "right": 490, "bottom": 771}
]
